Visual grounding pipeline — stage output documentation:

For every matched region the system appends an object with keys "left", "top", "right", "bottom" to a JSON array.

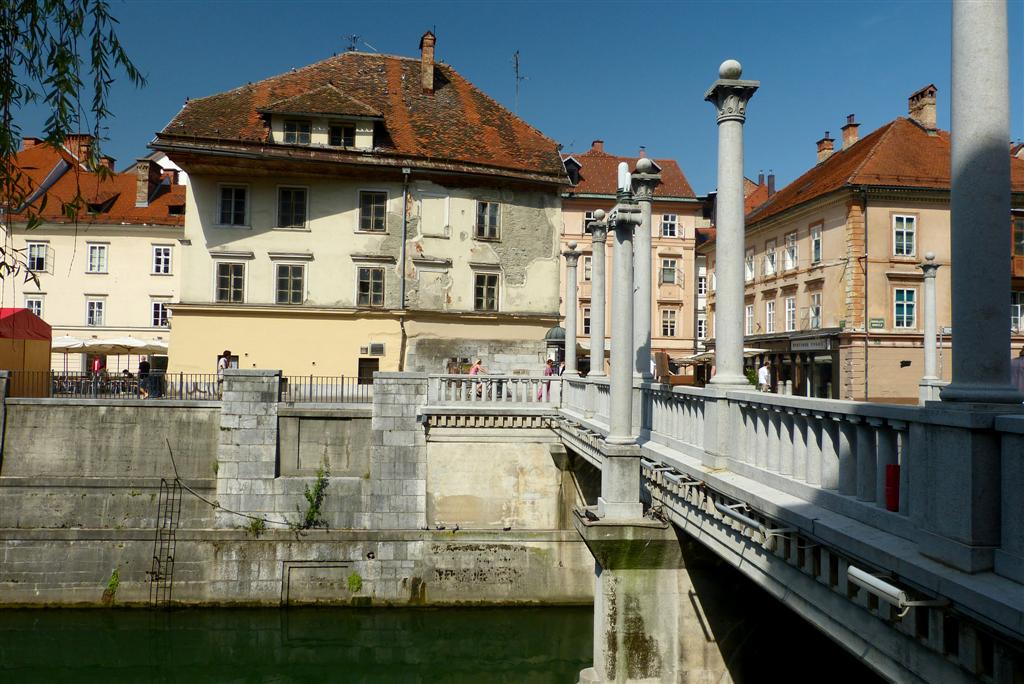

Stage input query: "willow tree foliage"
[{"left": 0, "top": 0, "right": 144, "bottom": 281}]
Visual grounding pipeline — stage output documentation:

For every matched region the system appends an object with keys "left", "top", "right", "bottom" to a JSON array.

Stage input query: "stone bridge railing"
[{"left": 426, "top": 374, "right": 561, "bottom": 407}]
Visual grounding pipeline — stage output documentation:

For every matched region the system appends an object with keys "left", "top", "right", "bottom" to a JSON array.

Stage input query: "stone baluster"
[
  {"left": 632, "top": 160, "right": 661, "bottom": 379},
  {"left": 755, "top": 406, "right": 769, "bottom": 469},
  {"left": 793, "top": 410, "right": 809, "bottom": 480},
  {"left": 589, "top": 211, "right": 609, "bottom": 377},
  {"left": 780, "top": 408, "right": 795, "bottom": 476},
  {"left": 767, "top": 407, "right": 782, "bottom": 471},
  {"left": 563, "top": 241, "right": 582, "bottom": 377},
  {"left": 837, "top": 418, "right": 857, "bottom": 495},
  {"left": 822, "top": 417, "right": 841, "bottom": 489},
  {"left": 891, "top": 421, "right": 909, "bottom": 515},
  {"left": 807, "top": 413, "right": 824, "bottom": 486},
  {"left": 855, "top": 418, "right": 877, "bottom": 502},
  {"left": 873, "top": 419, "right": 898, "bottom": 509}
]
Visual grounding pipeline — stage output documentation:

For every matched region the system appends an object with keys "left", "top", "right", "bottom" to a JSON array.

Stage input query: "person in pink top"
[
  {"left": 469, "top": 358, "right": 485, "bottom": 397},
  {"left": 538, "top": 358, "right": 555, "bottom": 400}
]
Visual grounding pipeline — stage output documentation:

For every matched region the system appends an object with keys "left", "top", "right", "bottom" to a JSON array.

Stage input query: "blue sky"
[{"left": 16, "top": 0, "right": 1024, "bottom": 195}]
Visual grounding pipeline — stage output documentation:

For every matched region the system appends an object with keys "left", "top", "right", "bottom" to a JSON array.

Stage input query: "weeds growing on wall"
[
  {"left": 101, "top": 568, "right": 119, "bottom": 606},
  {"left": 247, "top": 517, "right": 267, "bottom": 538},
  {"left": 347, "top": 571, "right": 363, "bottom": 594},
  {"left": 294, "top": 462, "right": 330, "bottom": 530}
]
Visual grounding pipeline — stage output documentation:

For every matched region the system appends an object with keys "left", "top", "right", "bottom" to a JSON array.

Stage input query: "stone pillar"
[
  {"left": 941, "top": 0, "right": 1022, "bottom": 404},
  {"left": 608, "top": 180, "right": 641, "bottom": 444},
  {"left": 589, "top": 213, "right": 609, "bottom": 377},
  {"left": 371, "top": 372, "right": 428, "bottom": 530},
  {"left": 705, "top": 60, "right": 758, "bottom": 387},
  {"left": 632, "top": 160, "right": 661, "bottom": 380},
  {"left": 563, "top": 241, "right": 582, "bottom": 377},
  {"left": 919, "top": 253, "right": 941, "bottom": 404}
]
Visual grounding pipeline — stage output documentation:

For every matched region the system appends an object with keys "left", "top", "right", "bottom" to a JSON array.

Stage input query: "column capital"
[
  {"left": 919, "top": 251, "right": 940, "bottom": 278},
  {"left": 562, "top": 240, "right": 581, "bottom": 266},
  {"left": 587, "top": 209, "right": 609, "bottom": 244},
  {"left": 609, "top": 194, "right": 641, "bottom": 230},
  {"left": 704, "top": 60, "right": 759, "bottom": 124},
  {"left": 631, "top": 158, "right": 662, "bottom": 202}
]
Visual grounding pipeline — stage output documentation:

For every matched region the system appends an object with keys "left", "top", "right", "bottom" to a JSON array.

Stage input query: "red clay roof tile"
[{"left": 561, "top": 147, "right": 696, "bottom": 198}]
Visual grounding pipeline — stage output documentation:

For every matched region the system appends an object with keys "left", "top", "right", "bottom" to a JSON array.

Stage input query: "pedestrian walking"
[
  {"left": 758, "top": 360, "right": 772, "bottom": 392},
  {"left": 538, "top": 358, "right": 554, "bottom": 401}
]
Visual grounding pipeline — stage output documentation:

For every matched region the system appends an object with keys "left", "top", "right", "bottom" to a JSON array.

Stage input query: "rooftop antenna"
[
  {"left": 512, "top": 50, "right": 527, "bottom": 114},
  {"left": 345, "top": 34, "right": 360, "bottom": 52}
]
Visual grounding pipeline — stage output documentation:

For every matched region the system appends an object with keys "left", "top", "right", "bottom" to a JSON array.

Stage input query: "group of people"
[{"left": 465, "top": 357, "right": 565, "bottom": 400}]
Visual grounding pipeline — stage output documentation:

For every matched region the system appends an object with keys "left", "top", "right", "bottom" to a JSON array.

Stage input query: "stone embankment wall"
[{"left": 0, "top": 371, "right": 593, "bottom": 606}]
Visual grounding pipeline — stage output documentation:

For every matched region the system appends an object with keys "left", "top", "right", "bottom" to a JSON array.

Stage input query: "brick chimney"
[
  {"left": 65, "top": 133, "right": 95, "bottom": 163},
  {"left": 135, "top": 158, "right": 162, "bottom": 207},
  {"left": 767, "top": 171, "right": 776, "bottom": 196},
  {"left": 908, "top": 84, "right": 938, "bottom": 130},
  {"left": 841, "top": 114, "right": 860, "bottom": 150},
  {"left": 591, "top": 139, "right": 604, "bottom": 153},
  {"left": 20, "top": 137, "right": 43, "bottom": 151},
  {"left": 757, "top": 171, "right": 764, "bottom": 186},
  {"left": 638, "top": 146, "right": 646, "bottom": 158},
  {"left": 816, "top": 131, "right": 835, "bottom": 163},
  {"left": 419, "top": 31, "right": 436, "bottom": 94}
]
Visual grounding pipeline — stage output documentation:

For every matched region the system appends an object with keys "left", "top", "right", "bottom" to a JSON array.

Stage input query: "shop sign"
[
  {"left": 791, "top": 338, "right": 830, "bottom": 351},
  {"left": 869, "top": 318, "right": 885, "bottom": 329}
]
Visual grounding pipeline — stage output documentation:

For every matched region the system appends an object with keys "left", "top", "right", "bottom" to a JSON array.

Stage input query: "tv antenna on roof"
[
  {"left": 512, "top": 50, "right": 528, "bottom": 114},
  {"left": 345, "top": 34, "right": 360, "bottom": 52}
]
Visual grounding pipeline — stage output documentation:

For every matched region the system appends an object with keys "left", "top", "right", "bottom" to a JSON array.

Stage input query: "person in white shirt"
[{"left": 757, "top": 360, "right": 772, "bottom": 392}]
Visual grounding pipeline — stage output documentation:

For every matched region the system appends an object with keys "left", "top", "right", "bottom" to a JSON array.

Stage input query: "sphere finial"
[
  {"left": 925, "top": 251, "right": 935, "bottom": 261},
  {"left": 635, "top": 157, "right": 653, "bottom": 173},
  {"left": 593, "top": 209, "right": 606, "bottom": 221},
  {"left": 719, "top": 59, "right": 742, "bottom": 79},
  {"left": 567, "top": 240, "right": 578, "bottom": 250}
]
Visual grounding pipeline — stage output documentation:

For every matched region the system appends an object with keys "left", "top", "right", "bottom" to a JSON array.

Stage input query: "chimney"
[
  {"left": 591, "top": 139, "right": 604, "bottom": 153},
  {"left": 162, "top": 168, "right": 180, "bottom": 185},
  {"left": 638, "top": 146, "right": 646, "bottom": 158},
  {"left": 135, "top": 158, "right": 162, "bottom": 207},
  {"left": 100, "top": 155, "right": 116, "bottom": 170},
  {"left": 767, "top": 171, "right": 776, "bottom": 196},
  {"left": 757, "top": 171, "right": 765, "bottom": 186},
  {"left": 816, "top": 131, "right": 835, "bottom": 163},
  {"left": 20, "top": 137, "right": 42, "bottom": 151},
  {"left": 65, "top": 133, "right": 95, "bottom": 163},
  {"left": 419, "top": 31, "right": 436, "bottom": 94},
  {"left": 841, "top": 114, "right": 860, "bottom": 150},
  {"left": 908, "top": 84, "right": 938, "bottom": 130}
]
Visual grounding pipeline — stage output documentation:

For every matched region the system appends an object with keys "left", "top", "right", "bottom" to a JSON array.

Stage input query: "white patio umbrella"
[{"left": 51, "top": 335, "right": 86, "bottom": 352}]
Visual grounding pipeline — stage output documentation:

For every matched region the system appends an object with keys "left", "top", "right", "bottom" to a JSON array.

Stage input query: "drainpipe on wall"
[
  {"left": 399, "top": 167, "right": 411, "bottom": 371},
  {"left": 861, "top": 188, "right": 870, "bottom": 401}
]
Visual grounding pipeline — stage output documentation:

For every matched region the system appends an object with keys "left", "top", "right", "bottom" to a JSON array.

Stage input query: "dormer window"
[
  {"left": 329, "top": 124, "right": 356, "bottom": 147},
  {"left": 283, "top": 120, "right": 311, "bottom": 144}
]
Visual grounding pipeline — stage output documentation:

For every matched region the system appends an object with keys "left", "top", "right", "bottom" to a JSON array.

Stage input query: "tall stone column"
[
  {"left": 941, "top": 0, "right": 1022, "bottom": 404},
  {"left": 705, "top": 60, "right": 759, "bottom": 387},
  {"left": 608, "top": 171, "right": 641, "bottom": 445},
  {"left": 563, "top": 241, "right": 582, "bottom": 377},
  {"left": 589, "top": 211, "right": 609, "bottom": 377},
  {"left": 632, "top": 159, "right": 662, "bottom": 380},
  {"left": 919, "top": 253, "right": 941, "bottom": 404}
]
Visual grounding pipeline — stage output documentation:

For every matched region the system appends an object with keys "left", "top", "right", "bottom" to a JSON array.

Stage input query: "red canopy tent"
[{"left": 0, "top": 308, "right": 53, "bottom": 397}]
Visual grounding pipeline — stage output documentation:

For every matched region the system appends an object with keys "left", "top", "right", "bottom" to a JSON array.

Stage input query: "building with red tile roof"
[
  {"left": 152, "top": 32, "right": 567, "bottom": 377},
  {"left": 698, "top": 86, "right": 1024, "bottom": 403},
  {"left": 2, "top": 135, "right": 184, "bottom": 371}
]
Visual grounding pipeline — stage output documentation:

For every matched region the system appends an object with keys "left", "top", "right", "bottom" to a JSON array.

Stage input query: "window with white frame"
[
  {"left": 151, "top": 301, "right": 169, "bottom": 327},
  {"left": 893, "top": 215, "right": 916, "bottom": 257},
  {"left": 475, "top": 201, "right": 500, "bottom": 240},
  {"left": 1012, "top": 291, "right": 1024, "bottom": 331},
  {"left": 152, "top": 245, "right": 172, "bottom": 274},
  {"left": 697, "top": 275, "right": 707, "bottom": 296},
  {"left": 24, "top": 296, "right": 43, "bottom": 318},
  {"left": 697, "top": 315, "right": 707, "bottom": 340},
  {"left": 215, "top": 262, "right": 245, "bottom": 303},
  {"left": 87, "top": 244, "right": 108, "bottom": 273},
  {"left": 474, "top": 272, "right": 499, "bottom": 311},
  {"left": 582, "top": 306, "right": 591, "bottom": 335},
  {"left": 583, "top": 210, "right": 595, "bottom": 231},
  {"left": 661, "top": 214, "right": 678, "bottom": 238},
  {"left": 359, "top": 191, "right": 387, "bottom": 232},
  {"left": 744, "top": 248, "right": 754, "bottom": 282},
  {"left": 784, "top": 232, "right": 798, "bottom": 270},
  {"left": 744, "top": 305, "right": 754, "bottom": 335},
  {"left": 283, "top": 119, "right": 311, "bottom": 144},
  {"left": 785, "top": 296, "right": 796, "bottom": 331},
  {"left": 1015, "top": 219, "right": 1024, "bottom": 257},
  {"left": 357, "top": 266, "right": 385, "bottom": 307},
  {"left": 660, "top": 258, "right": 677, "bottom": 284},
  {"left": 765, "top": 300, "right": 775, "bottom": 333},
  {"left": 894, "top": 288, "right": 916, "bottom": 328},
  {"left": 811, "top": 226, "right": 822, "bottom": 264},
  {"left": 582, "top": 256, "right": 592, "bottom": 282},
  {"left": 277, "top": 187, "right": 308, "bottom": 229},
  {"left": 26, "top": 242, "right": 48, "bottom": 272},
  {"left": 764, "top": 239, "right": 776, "bottom": 276},
  {"left": 86, "top": 299, "right": 105, "bottom": 326},
  {"left": 329, "top": 123, "right": 355, "bottom": 147},
  {"left": 276, "top": 264, "right": 305, "bottom": 304},
  {"left": 662, "top": 309, "right": 677, "bottom": 337},
  {"left": 218, "top": 185, "right": 247, "bottom": 226},
  {"left": 810, "top": 292, "right": 822, "bottom": 329}
]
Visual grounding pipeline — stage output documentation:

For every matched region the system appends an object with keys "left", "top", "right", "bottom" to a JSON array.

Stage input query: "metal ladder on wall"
[{"left": 148, "top": 478, "right": 182, "bottom": 608}]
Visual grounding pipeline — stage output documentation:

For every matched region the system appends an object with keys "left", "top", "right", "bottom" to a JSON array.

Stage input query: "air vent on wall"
[{"left": 368, "top": 343, "right": 385, "bottom": 357}]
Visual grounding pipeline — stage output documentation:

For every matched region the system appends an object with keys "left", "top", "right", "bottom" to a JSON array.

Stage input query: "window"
[
  {"left": 86, "top": 299, "right": 105, "bottom": 326},
  {"left": 357, "top": 267, "right": 385, "bottom": 307},
  {"left": 583, "top": 210, "right": 595, "bottom": 231},
  {"left": 765, "top": 300, "right": 775, "bottom": 333},
  {"left": 276, "top": 264, "right": 305, "bottom": 304},
  {"left": 893, "top": 215, "right": 916, "bottom": 257},
  {"left": 660, "top": 258, "right": 677, "bottom": 284},
  {"left": 329, "top": 124, "right": 355, "bottom": 147},
  {"left": 810, "top": 292, "right": 822, "bottom": 329},
  {"left": 662, "top": 309, "right": 677, "bottom": 337},
  {"left": 582, "top": 256, "right": 592, "bottom": 282},
  {"left": 476, "top": 201, "right": 500, "bottom": 240},
  {"left": 745, "top": 305, "right": 754, "bottom": 335},
  {"left": 26, "top": 242, "right": 47, "bottom": 272},
  {"left": 1015, "top": 218, "right": 1024, "bottom": 256},
  {"left": 283, "top": 120, "right": 311, "bottom": 144},
  {"left": 219, "top": 185, "right": 247, "bottom": 226},
  {"left": 811, "top": 226, "right": 822, "bottom": 264},
  {"left": 697, "top": 275, "right": 707, "bottom": 296},
  {"left": 474, "top": 273, "right": 499, "bottom": 311},
  {"left": 711, "top": 271, "right": 716, "bottom": 291},
  {"left": 764, "top": 239, "right": 776, "bottom": 276},
  {"left": 152, "top": 301, "right": 169, "bottom": 327},
  {"left": 152, "top": 246, "right": 172, "bottom": 274},
  {"left": 784, "top": 232, "right": 798, "bottom": 270},
  {"left": 582, "top": 306, "right": 591, "bottom": 335},
  {"left": 87, "top": 244, "right": 108, "bottom": 273},
  {"left": 24, "top": 297, "right": 42, "bottom": 318},
  {"left": 894, "top": 288, "right": 916, "bottom": 328},
  {"left": 744, "top": 248, "right": 754, "bottom": 282},
  {"left": 215, "top": 262, "right": 245, "bottom": 303},
  {"left": 785, "top": 297, "right": 796, "bottom": 332},
  {"left": 697, "top": 316, "right": 707, "bottom": 340},
  {"left": 661, "top": 214, "right": 678, "bottom": 238},
  {"left": 359, "top": 191, "right": 387, "bottom": 232},
  {"left": 277, "top": 187, "right": 307, "bottom": 229},
  {"left": 1012, "top": 291, "right": 1024, "bottom": 331}
]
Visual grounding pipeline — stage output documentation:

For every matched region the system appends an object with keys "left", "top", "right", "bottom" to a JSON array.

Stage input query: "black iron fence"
[
  {"left": 280, "top": 375, "right": 372, "bottom": 403},
  {"left": 8, "top": 370, "right": 222, "bottom": 400}
]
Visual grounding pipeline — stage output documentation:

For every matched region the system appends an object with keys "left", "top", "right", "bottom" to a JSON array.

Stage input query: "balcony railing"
[
  {"left": 427, "top": 374, "right": 562, "bottom": 407},
  {"left": 280, "top": 375, "right": 371, "bottom": 403},
  {"left": 8, "top": 370, "right": 221, "bottom": 400}
]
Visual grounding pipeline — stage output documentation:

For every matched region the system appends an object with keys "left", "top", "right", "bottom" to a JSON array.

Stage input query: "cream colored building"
[
  {"left": 560, "top": 142, "right": 703, "bottom": 371},
  {"left": 153, "top": 33, "right": 565, "bottom": 378},
  {"left": 3, "top": 135, "right": 185, "bottom": 371},
  {"left": 701, "top": 86, "right": 1024, "bottom": 402}
]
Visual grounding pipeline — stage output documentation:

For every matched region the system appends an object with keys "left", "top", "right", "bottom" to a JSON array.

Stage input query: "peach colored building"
[
  {"left": 560, "top": 142, "right": 702, "bottom": 371},
  {"left": 700, "top": 86, "right": 1024, "bottom": 403}
]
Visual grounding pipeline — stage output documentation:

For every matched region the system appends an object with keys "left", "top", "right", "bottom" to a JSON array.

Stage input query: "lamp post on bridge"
[
  {"left": 918, "top": 253, "right": 941, "bottom": 404},
  {"left": 632, "top": 159, "right": 662, "bottom": 380},
  {"left": 562, "top": 241, "right": 582, "bottom": 377},
  {"left": 588, "top": 210, "right": 609, "bottom": 377},
  {"left": 608, "top": 163, "right": 642, "bottom": 445},
  {"left": 705, "top": 60, "right": 759, "bottom": 387}
]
